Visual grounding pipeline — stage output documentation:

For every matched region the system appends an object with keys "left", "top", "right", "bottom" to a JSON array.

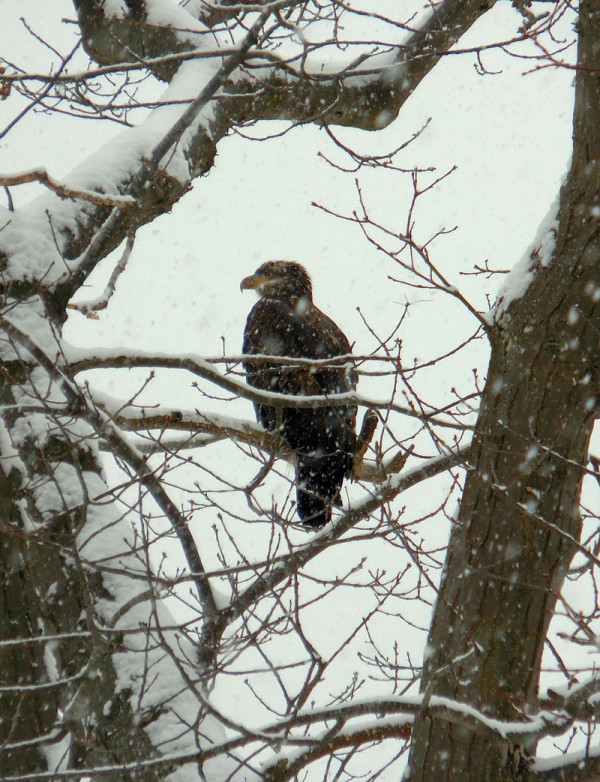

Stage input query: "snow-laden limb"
[
  {"left": 0, "top": 58, "right": 218, "bottom": 288},
  {"left": 1, "top": 8, "right": 274, "bottom": 304},
  {"left": 74, "top": 0, "right": 502, "bottom": 130},
  {"left": 67, "top": 347, "right": 469, "bottom": 429},
  {"left": 0, "top": 685, "right": 585, "bottom": 781},
  {"left": 220, "top": 0, "right": 502, "bottom": 130},
  {"left": 1, "top": 0, "right": 504, "bottom": 315},
  {"left": 96, "top": 398, "right": 413, "bottom": 481},
  {"left": 0, "top": 169, "right": 137, "bottom": 210},
  {"left": 0, "top": 301, "right": 230, "bottom": 775},
  {"left": 495, "top": 192, "right": 562, "bottom": 319},
  {"left": 534, "top": 747, "right": 600, "bottom": 780}
]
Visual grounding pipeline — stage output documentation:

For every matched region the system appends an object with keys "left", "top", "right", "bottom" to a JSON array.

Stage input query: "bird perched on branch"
[{"left": 241, "top": 261, "right": 356, "bottom": 528}]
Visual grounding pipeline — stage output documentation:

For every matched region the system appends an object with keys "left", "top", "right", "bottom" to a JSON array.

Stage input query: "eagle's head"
[{"left": 241, "top": 261, "right": 313, "bottom": 302}]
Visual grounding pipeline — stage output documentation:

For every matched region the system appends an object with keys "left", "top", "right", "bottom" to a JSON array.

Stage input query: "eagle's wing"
[
  {"left": 243, "top": 299, "right": 353, "bottom": 392},
  {"left": 243, "top": 298, "right": 356, "bottom": 527}
]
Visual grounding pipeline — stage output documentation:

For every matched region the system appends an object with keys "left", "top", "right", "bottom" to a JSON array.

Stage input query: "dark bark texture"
[{"left": 407, "top": 2, "right": 600, "bottom": 779}]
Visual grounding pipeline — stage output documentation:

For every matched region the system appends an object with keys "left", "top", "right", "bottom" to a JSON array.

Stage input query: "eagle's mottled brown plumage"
[{"left": 241, "top": 261, "right": 356, "bottom": 528}]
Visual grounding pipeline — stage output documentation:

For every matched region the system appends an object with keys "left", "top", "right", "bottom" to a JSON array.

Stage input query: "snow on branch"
[
  {"left": 0, "top": 169, "right": 137, "bottom": 210},
  {"left": 96, "top": 400, "right": 413, "bottom": 482},
  {"left": 67, "top": 348, "right": 470, "bottom": 429},
  {"left": 0, "top": 685, "right": 584, "bottom": 781},
  {"left": 0, "top": 0, "right": 504, "bottom": 311},
  {"left": 0, "top": 314, "right": 218, "bottom": 632}
]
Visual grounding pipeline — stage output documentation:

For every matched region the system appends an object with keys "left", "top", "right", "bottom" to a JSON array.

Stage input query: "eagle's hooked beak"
[{"left": 240, "top": 274, "right": 266, "bottom": 292}]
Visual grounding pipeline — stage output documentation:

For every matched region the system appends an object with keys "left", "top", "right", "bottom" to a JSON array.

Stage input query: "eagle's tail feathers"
[{"left": 296, "top": 454, "right": 347, "bottom": 528}]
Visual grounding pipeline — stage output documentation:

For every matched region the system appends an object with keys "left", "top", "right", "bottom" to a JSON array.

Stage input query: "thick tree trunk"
[
  {"left": 407, "top": 2, "right": 600, "bottom": 779},
  {"left": 0, "top": 336, "right": 162, "bottom": 777}
]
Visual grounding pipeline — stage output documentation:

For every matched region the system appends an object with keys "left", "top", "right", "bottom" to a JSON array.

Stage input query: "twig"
[
  {"left": 0, "top": 169, "right": 137, "bottom": 211},
  {"left": 68, "top": 229, "right": 137, "bottom": 317}
]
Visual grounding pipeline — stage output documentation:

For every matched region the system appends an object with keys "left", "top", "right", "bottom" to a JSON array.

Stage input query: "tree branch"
[
  {"left": 222, "top": 0, "right": 497, "bottom": 130},
  {"left": 68, "top": 350, "right": 469, "bottom": 429},
  {"left": 4, "top": 0, "right": 500, "bottom": 322},
  {"left": 0, "top": 314, "right": 219, "bottom": 661}
]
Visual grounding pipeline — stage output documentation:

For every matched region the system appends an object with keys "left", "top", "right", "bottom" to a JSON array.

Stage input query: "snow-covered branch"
[
  {"left": 6, "top": 0, "right": 501, "bottom": 314},
  {"left": 68, "top": 348, "right": 470, "bottom": 429}
]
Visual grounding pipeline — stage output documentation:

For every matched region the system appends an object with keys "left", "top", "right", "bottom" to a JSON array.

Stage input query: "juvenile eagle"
[{"left": 241, "top": 261, "right": 356, "bottom": 528}]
